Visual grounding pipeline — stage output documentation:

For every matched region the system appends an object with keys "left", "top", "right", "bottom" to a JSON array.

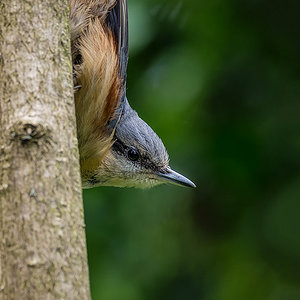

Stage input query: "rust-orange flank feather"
[{"left": 70, "top": 0, "right": 121, "bottom": 179}]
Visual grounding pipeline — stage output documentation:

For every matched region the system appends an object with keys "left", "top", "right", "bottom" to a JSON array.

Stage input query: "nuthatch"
[{"left": 70, "top": 0, "right": 195, "bottom": 188}]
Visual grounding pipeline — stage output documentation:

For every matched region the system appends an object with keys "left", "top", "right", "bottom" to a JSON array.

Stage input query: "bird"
[{"left": 69, "top": 0, "right": 196, "bottom": 188}]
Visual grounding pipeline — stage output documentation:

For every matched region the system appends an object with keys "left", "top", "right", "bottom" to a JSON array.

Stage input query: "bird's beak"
[{"left": 156, "top": 167, "right": 196, "bottom": 188}]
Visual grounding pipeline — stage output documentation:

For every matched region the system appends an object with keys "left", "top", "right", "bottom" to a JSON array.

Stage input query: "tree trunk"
[{"left": 0, "top": 1, "right": 91, "bottom": 299}]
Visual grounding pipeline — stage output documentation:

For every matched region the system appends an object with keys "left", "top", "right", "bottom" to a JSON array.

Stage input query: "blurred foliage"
[{"left": 83, "top": 0, "right": 300, "bottom": 299}]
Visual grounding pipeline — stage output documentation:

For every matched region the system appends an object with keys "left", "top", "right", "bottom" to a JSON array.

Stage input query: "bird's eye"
[{"left": 127, "top": 148, "right": 139, "bottom": 161}]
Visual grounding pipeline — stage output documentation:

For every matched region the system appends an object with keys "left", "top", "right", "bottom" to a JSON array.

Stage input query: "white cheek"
[
  {"left": 101, "top": 152, "right": 163, "bottom": 188},
  {"left": 123, "top": 162, "right": 139, "bottom": 174},
  {"left": 116, "top": 155, "right": 140, "bottom": 175}
]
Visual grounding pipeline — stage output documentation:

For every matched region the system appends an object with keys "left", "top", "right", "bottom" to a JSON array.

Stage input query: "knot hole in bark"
[{"left": 10, "top": 121, "right": 52, "bottom": 146}]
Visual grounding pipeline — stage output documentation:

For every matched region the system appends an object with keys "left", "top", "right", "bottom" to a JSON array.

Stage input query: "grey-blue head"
[{"left": 83, "top": 98, "right": 196, "bottom": 188}]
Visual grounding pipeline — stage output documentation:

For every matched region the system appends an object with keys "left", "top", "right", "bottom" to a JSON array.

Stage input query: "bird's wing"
[
  {"left": 105, "top": 0, "right": 129, "bottom": 129},
  {"left": 106, "top": 0, "right": 128, "bottom": 92}
]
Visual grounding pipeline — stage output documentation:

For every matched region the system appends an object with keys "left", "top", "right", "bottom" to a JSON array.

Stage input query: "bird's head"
[{"left": 82, "top": 99, "right": 195, "bottom": 189}]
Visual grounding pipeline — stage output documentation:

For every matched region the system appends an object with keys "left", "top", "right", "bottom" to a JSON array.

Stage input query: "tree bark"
[{"left": 0, "top": 1, "right": 91, "bottom": 299}]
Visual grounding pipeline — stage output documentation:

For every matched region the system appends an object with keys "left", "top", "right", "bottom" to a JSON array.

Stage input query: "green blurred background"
[{"left": 83, "top": 0, "right": 300, "bottom": 299}]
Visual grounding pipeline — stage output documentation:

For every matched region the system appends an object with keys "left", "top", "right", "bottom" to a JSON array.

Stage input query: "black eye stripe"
[
  {"left": 112, "top": 139, "right": 140, "bottom": 160},
  {"left": 112, "top": 139, "right": 126, "bottom": 154},
  {"left": 142, "top": 159, "right": 158, "bottom": 171},
  {"left": 113, "top": 138, "right": 153, "bottom": 165}
]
